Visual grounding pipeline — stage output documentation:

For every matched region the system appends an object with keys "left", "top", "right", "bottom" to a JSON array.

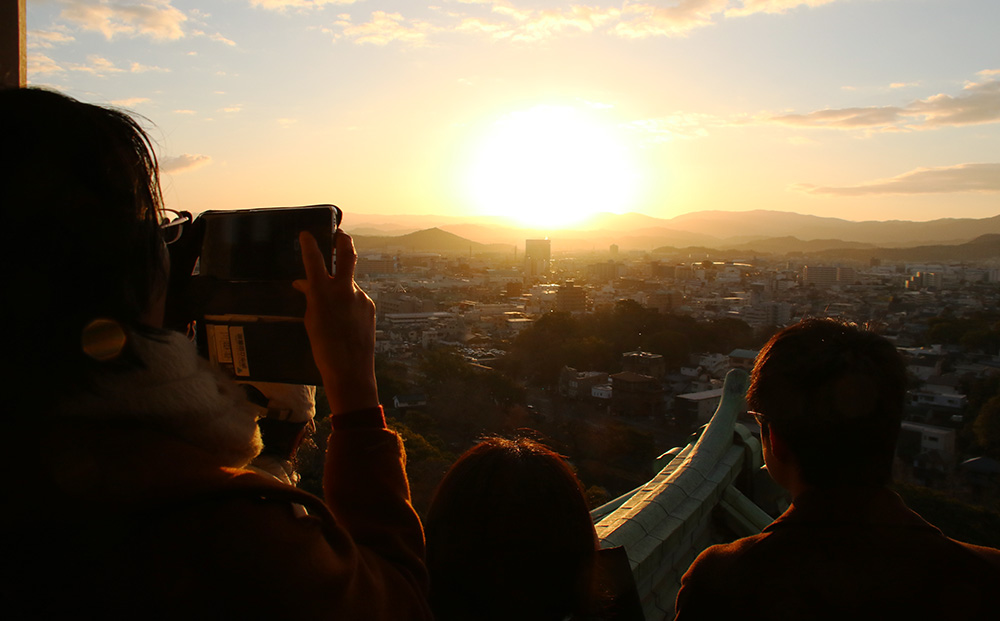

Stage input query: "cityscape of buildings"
[{"left": 354, "top": 233, "right": 1000, "bottom": 501}]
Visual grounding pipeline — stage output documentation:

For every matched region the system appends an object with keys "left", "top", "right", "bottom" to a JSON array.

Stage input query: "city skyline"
[{"left": 26, "top": 0, "right": 1000, "bottom": 228}]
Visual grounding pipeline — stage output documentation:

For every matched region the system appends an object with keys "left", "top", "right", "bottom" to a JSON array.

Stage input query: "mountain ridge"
[{"left": 345, "top": 209, "right": 1000, "bottom": 252}]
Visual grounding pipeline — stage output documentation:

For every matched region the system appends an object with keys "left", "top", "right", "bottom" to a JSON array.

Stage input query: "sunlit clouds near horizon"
[{"left": 26, "top": 0, "right": 1000, "bottom": 227}]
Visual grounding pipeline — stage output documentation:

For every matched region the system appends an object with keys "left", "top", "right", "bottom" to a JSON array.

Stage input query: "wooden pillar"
[{"left": 1, "top": 0, "right": 27, "bottom": 88}]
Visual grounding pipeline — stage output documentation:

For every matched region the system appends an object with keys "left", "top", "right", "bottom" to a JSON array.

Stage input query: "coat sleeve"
[
  {"left": 322, "top": 422, "right": 432, "bottom": 619},
  {"left": 145, "top": 413, "right": 431, "bottom": 620},
  {"left": 673, "top": 545, "right": 735, "bottom": 621}
]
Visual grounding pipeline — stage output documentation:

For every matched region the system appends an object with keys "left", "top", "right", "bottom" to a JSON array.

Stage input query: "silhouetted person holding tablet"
[
  {"left": 675, "top": 318, "right": 1000, "bottom": 620},
  {"left": 0, "top": 87, "right": 430, "bottom": 619}
]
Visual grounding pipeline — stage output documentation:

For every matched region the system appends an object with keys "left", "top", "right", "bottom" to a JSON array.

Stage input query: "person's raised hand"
[{"left": 293, "top": 230, "right": 378, "bottom": 415}]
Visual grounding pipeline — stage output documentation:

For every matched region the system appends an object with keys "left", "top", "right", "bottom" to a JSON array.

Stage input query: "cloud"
[
  {"left": 59, "top": 0, "right": 188, "bottom": 41},
  {"left": 771, "top": 78, "right": 1000, "bottom": 130},
  {"left": 130, "top": 62, "right": 170, "bottom": 73},
  {"left": 772, "top": 106, "right": 904, "bottom": 128},
  {"left": 330, "top": 3, "right": 620, "bottom": 45},
  {"left": 613, "top": 0, "right": 729, "bottom": 39},
  {"left": 27, "top": 54, "right": 65, "bottom": 75},
  {"left": 470, "top": 5, "right": 621, "bottom": 43},
  {"left": 160, "top": 153, "right": 212, "bottom": 173},
  {"left": 28, "top": 29, "right": 75, "bottom": 49},
  {"left": 209, "top": 32, "right": 237, "bottom": 46},
  {"left": 249, "top": 0, "right": 360, "bottom": 10},
  {"left": 111, "top": 97, "right": 151, "bottom": 107},
  {"left": 36, "top": 54, "right": 169, "bottom": 77},
  {"left": 323, "top": 1, "right": 845, "bottom": 45},
  {"left": 613, "top": 0, "right": 838, "bottom": 39},
  {"left": 904, "top": 79, "right": 1000, "bottom": 127},
  {"left": 726, "top": 0, "right": 838, "bottom": 18},
  {"left": 174, "top": 109, "right": 197, "bottom": 115},
  {"left": 277, "top": 118, "right": 298, "bottom": 128},
  {"left": 793, "top": 163, "right": 1000, "bottom": 197},
  {"left": 220, "top": 105, "right": 243, "bottom": 113},
  {"left": 335, "top": 11, "right": 434, "bottom": 46},
  {"left": 69, "top": 55, "right": 126, "bottom": 76}
]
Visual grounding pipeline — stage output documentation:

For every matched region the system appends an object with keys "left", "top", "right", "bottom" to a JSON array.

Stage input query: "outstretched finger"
[
  {"left": 333, "top": 230, "right": 358, "bottom": 284},
  {"left": 298, "top": 230, "right": 331, "bottom": 285}
]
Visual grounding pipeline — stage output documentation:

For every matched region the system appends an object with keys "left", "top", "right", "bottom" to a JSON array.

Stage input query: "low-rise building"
[
  {"left": 559, "top": 367, "right": 611, "bottom": 399},
  {"left": 610, "top": 371, "right": 663, "bottom": 417}
]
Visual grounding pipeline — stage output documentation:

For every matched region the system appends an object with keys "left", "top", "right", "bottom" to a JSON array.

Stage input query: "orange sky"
[{"left": 27, "top": 1, "right": 1000, "bottom": 228}]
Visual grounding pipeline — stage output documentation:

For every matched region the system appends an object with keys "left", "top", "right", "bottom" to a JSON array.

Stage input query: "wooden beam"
[{"left": 1, "top": 0, "right": 27, "bottom": 88}]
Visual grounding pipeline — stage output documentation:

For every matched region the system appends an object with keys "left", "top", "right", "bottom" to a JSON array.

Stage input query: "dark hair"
[
  {"left": 426, "top": 437, "right": 599, "bottom": 621},
  {"left": 747, "top": 318, "right": 907, "bottom": 488},
  {"left": 0, "top": 88, "right": 167, "bottom": 406}
]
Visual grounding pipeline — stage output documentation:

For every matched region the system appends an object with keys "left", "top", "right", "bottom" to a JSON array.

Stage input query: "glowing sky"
[{"left": 26, "top": 0, "right": 1000, "bottom": 227}]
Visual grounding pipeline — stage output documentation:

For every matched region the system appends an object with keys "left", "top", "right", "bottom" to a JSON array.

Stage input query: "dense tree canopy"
[
  {"left": 925, "top": 312, "right": 1000, "bottom": 355},
  {"left": 501, "top": 303, "right": 757, "bottom": 386}
]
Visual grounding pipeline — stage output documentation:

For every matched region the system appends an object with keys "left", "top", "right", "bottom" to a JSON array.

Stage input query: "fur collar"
[{"left": 57, "top": 330, "right": 262, "bottom": 468}]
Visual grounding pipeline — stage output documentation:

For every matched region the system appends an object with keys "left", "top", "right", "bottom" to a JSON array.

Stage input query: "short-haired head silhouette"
[{"left": 426, "top": 436, "right": 599, "bottom": 621}]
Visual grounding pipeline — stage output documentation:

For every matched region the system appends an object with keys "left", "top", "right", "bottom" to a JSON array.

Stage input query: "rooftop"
[{"left": 591, "top": 370, "right": 783, "bottom": 619}]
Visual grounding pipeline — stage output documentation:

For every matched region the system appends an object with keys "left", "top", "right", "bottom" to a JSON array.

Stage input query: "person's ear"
[{"left": 767, "top": 426, "right": 793, "bottom": 464}]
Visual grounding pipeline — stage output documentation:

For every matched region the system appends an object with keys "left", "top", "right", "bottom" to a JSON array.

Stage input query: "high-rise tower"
[{"left": 524, "top": 239, "right": 551, "bottom": 279}]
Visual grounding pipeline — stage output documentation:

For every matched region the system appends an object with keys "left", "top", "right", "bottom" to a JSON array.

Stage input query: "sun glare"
[{"left": 465, "top": 105, "right": 640, "bottom": 229}]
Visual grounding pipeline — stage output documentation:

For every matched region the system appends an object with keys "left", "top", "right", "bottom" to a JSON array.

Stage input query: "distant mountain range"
[
  {"left": 347, "top": 210, "right": 1000, "bottom": 258},
  {"left": 353, "top": 227, "right": 514, "bottom": 255}
]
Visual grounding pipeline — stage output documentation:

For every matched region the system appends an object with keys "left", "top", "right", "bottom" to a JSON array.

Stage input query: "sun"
[{"left": 464, "top": 105, "right": 640, "bottom": 229}]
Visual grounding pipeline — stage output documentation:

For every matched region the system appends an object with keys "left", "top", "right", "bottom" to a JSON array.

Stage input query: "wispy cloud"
[
  {"left": 130, "top": 62, "right": 170, "bottom": 73},
  {"left": 334, "top": 11, "right": 434, "bottom": 46},
  {"left": 70, "top": 55, "right": 126, "bottom": 76},
  {"left": 59, "top": 0, "right": 188, "bottom": 41},
  {"left": 111, "top": 97, "right": 151, "bottom": 107},
  {"left": 793, "top": 163, "right": 1000, "bottom": 197},
  {"left": 613, "top": 0, "right": 837, "bottom": 39},
  {"left": 161, "top": 153, "right": 212, "bottom": 173},
  {"left": 277, "top": 118, "right": 298, "bottom": 128},
  {"left": 27, "top": 54, "right": 65, "bottom": 75},
  {"left": 457, "top": 4, "right": 620, "bottom": 43},
  {"left": 28, "top": 29, "right": 75, "bottom": 49},
  {"left": 29, "top": 52, "right": 171, "bottom": 77},
  {"left": 726, "top": 0, "right": 838, "bottom": 18},
  {"left": 249, "top": 0, "right": 360, "bottom": 10},
  {"left": 904, "top": 79, "right": 1000, "bottom": 127},
  {"left": 318, "top": 1, "right": 848, "bottom": 46},
  {"left": 111, "top": 97, "right": 150, "bottom": 108},
  {"left": 209, "top": 32, "right": 237, "bottom": 46},
  {"left": 772, "top": 106, "right": 904, "bottom": 128},
  {"left": 772, "top": 78, "right": 1000, "bottom": 130},
  {"left": 220, "top": 105, "right": 243, "bottom": 113},
  {"left": 614, "top": 0, "right": 728, "bottom": 39}
]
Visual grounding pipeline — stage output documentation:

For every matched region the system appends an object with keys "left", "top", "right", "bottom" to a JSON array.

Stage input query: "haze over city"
[{"left": 27, "top": 0, "right": 1000, "bottom": 228}]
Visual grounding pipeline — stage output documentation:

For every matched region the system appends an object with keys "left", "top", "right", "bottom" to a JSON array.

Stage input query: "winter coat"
[
  {"left": 2, "top": 331, "right": 430, "bottom": 620},
  {"left": 675, "top": 486, "right": 1000, "bottom": 621}
]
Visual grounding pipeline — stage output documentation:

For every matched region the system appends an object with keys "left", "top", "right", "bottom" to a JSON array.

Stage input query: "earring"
[{"left": 81, "top": 318, "right": 128, "bottom": 361}]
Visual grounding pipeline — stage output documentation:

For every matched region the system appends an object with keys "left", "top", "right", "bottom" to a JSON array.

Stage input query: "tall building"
[
  {"left": 803, "top": 265, "right": 839, "bottom": 287},
  {"left": 524, "top": 238, "right": 551, "bottom": 279},
  {"left": 803, "top": 265, "right": 856, "bottom": 287}
]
